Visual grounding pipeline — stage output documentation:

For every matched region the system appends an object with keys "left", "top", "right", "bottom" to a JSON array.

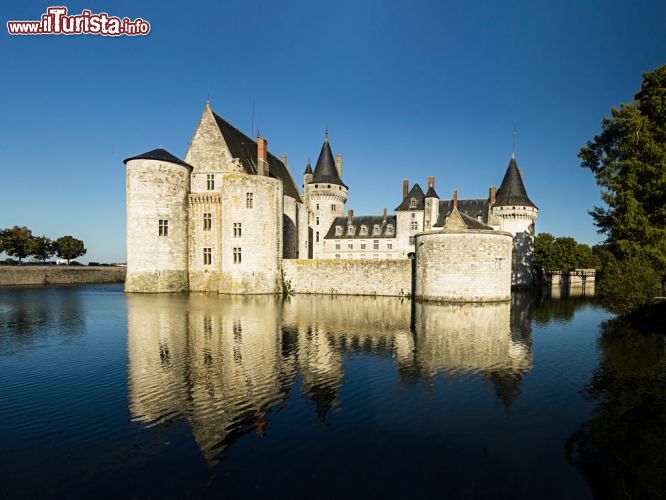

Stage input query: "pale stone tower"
[
  {"left": 305, "top": 132, "right": 348, "bottom": 259},
  {"left": 123, "top": 149, "right": 192, "bottom": 292},
  {"left": 423, "top": 176, "right": 440, "bottom": 231},
  {"left": 491, "top": 155, "right": 538, "bottom": 288}
]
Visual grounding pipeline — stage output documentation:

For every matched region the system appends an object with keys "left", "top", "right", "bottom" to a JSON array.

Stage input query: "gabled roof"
[
  {"left": 395, "top": 184, "right": 425, "bottom": 211},
  {"left": 123, "top": 148, "right": 193, "bottom": 169},
  {"left": 324, "top": 215, "right": 397, "bottom": 239},
  {"left": 434, "top": 198, "right": 490, "bottom": 227},
  {"left": 311, "top": 136, "right": 346, "bottom": 187},
  {"left": 211, "top": 112, "right": 302, "bottom": 202},
  {"left": 494, "top": 156, "right": 536, "bottom": 208},
  {"left": 443, "top": 206, "right": 493, "bottom": 231}
]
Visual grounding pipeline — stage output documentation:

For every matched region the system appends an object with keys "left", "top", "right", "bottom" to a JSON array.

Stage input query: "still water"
[{"left": 0, "top": 285, "right": 663, "bottom": 499}]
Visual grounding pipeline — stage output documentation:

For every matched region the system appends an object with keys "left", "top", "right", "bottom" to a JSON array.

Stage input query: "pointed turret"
[
  {"left": 494, "top": 156, "right": 536, "bottom": 208},
  {"left": 304, "top": 159, "right": 313, "bottom": 175},
  {"left": 311, "top": 132, "right": 347, "bottom": 187}
]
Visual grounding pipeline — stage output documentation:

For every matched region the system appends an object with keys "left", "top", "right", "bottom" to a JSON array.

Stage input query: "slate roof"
[
  {"left": 310, "top": 136, "right": 347, "bottom": 188},
  {"left": 494, "top": 156, "right": 536, "bottom": 208},
  {"left": 324, "top": 215, "right": 398, "bottom": 239},
  {"left": 395, "top": 184, "right": 426, "bottom": 211},
  {"left": 304, "top": 159, "right": 313, "bottom": 174},
  {"left": 434, "top": 198, "right": 490, "bottom": 227},
  {"left": 123, "top": 148, "right": 194, "bottom": 169},
  {"left": 212, "top": 112, "right": 302, "bottom": 202},
  {"left": 457, "top": 210, "right": 494, "bottom": 230},
  {"left": 424, "top": 186, "right": 439, "bottom": 198}
]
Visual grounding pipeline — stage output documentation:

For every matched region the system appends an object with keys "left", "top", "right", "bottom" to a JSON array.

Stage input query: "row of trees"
[
  {"left": 0, "top": 226, "right": 86, "bottom": 264},
  {"left": 533, "top": 233, "right": 602, "bottom": 272},
  {"left": 578, "top": 64, "right": 666, "bottom": 315}
]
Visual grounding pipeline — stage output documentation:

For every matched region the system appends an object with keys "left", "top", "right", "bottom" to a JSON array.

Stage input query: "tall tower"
[
  {"left": 491, "top": 155, "right": 538, "bottom": 288},
  {"left": 304, "top": 132, "right": 348, "bottom": 259},
  {"left": 123, "top": 148, "right": 192, "bottom": 292}
]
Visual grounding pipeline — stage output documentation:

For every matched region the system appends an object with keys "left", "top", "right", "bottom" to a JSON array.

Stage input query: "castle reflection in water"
[{"left": 128, "top": 293, "right": 539, "bottom": 465}]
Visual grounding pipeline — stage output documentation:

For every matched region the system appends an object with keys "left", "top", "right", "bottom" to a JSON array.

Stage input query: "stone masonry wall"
[
  {"left": 282, "top": 259, "right": 412, "bottom": 297},
  {"left": 0, "top": 266, "right": 126, "bottom": 286}
]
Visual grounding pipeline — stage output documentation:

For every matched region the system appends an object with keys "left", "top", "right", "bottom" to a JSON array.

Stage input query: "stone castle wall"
[
  {"left": 125, "top": 158, "right": 190, "bottom": 293},
  {"left": 415, "top": 230, "right": 512, "bottom": 302},
  {"left": 282, "top": 259, "right": 412, "bottom": 297},
  {"left": 0, "top": 266, "right": 126, "bottom": 286}
]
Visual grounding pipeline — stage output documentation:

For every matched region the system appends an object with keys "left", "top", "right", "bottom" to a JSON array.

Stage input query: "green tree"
[
  {"left": 579, "top": 65, "right": 666, "bottom": 275},
  {"left": 55, "top": 235, "right": 86, "bottom": 264},
  {"left": 598, "top": 255, "right": 661, "bottom": 316},
  {"left": 29, "top": 236, "right": 56, "bottom": 263},
  {"left": 0, "top": 226, "right": 33, "bottom": 262}
]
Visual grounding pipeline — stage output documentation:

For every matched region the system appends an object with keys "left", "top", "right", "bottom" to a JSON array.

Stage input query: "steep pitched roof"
[
  {"left": 211, "top": 112, "right": 302, "bottom": 202},
  {"left": 443, "top": 207, "right": 493, "bottom": 231},
  {"left": 395, "top": 184, "right": 425, "bottom": 211},
  {"left": 311, "top": 136, "right": 346, "bottom": 187},
  {"left": 494, "top": 156, "right": 536, "bottom": 208},
  {"left": 123, "top": 148, "right": 193, "bottom": 169},
  {"left": 434, "top": 198, "right": 490, "bottom": 227},
  {"left": 304, "top": 159, "right": 312, "bottom": 174},
  {"left": 324, "top": 215, "right": 397, "bottom": 239},
  {"left": 424, "top": 186, "right": 439, "bottom": 198}
]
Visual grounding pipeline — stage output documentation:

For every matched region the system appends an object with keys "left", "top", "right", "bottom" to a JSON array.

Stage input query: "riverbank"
[{"left": 0, "top": 266, "right": 126, "bottom": 286}]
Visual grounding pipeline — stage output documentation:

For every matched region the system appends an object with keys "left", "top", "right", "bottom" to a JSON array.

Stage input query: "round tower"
[
  {"left": 491, "top": 155, "right": 538, "bottom": 288},
  {"left": 124, "top": 148, "right": 192, "bottom": 292},
  {"left": 306, "top": 132, "right": 348, "bottom": 258}
]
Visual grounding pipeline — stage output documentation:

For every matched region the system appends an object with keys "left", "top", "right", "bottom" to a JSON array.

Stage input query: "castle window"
[
  {"left": 361, "top": 254, "right": 366, "bottom": 259},
  {"left": 233, "top": 247, "right": 241, "bottom": 264},
  {"left": 409, "top": 236, "right": 415, "bottom": 245},
  {"left": 335, "top": 254, "right": 340, "bottom": 259},
  {"left": 373, "top": 224, "right": 381, "bottom": 235},
  {"left": 348, "top": 243, "right": 353, "bottom": 249},
  {"left": 327, "top": 184, "right": 331, "bottom": 188},
  {"left": 316, "top": 216, "right": 320, "bottom": 226},
  {"left": 361, "top": 243, "right": 366, "bottom": 250},
  {"left": 387, "top": 254, "right": 392, "bottom": 259},
  {"left": 316, "top": 203, "right": 319, "bottom": 210},
  {"left": 331, "top": 204, "right": 336, "bottom": 212},
  {"left": 233, "top": 222, "right": 241, "bottom": 237},
  {"left": 373, "top": 240, "right": 379, "bottom": 250},
  {"left": 316, "top": 231, "right": 319, "bottom": 242},
  {"left": 360, "top": 225, "right": 368, "bottom": 235},
  {"left": 411, "top": 213, "right": 416, "bottom": 219},
  {"left": 246, "top": 192, "right": 253, "bottom": 208},
  {"left": 347, "top": 225, "right": 355, "bottom": 236},
  {"left": 410, "top": 198, "right": 416, "bottom": 208},
  {"left": 158, "top": 219, "right": 168, "bottom": 237},
  {"left": 203, "top": 247, "right": 212, "bottom": 265},
  {"left": 335, "top": 225, "right": 343, "bottom": 236},
  {"left": 386, "top": 224, "right": 394, "bottom": 234},
  {"left": 335, "top": 242, "right": 340, "bottom": 250},
  {"left": 387, "top": 243, "right": 393, "bottom": 250},
  {"left": 203, "top": 213, "right": 212, "bottom": 231},
  {"left": 206, "top": 175, "right": 214, "bottom": 190},
  {"left": 410, "top": 221, "right": 418, "bottom": 230}
]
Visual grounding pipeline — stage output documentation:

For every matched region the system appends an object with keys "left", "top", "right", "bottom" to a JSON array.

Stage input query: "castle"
[{"left": 123, "top": 103, "right": 537, "bottom": 299}]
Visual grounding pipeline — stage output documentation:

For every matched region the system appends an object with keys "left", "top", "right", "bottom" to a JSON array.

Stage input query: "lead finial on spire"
[{"left": 324, "top": 127, "right": 328, "bottom": 142}]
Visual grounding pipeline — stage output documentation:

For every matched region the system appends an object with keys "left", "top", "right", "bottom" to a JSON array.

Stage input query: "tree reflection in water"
[{"left": 565, "top": 316, "right": 665, "bottom": 499}]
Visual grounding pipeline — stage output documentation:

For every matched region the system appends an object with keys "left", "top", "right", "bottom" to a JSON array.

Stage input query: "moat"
[{"left": 0, "top": 285, "right": 663, "bottom": 499}]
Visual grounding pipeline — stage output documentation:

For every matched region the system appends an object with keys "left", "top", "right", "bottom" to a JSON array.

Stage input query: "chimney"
[
  {"left": 280, "top": 155, "right": 288, "bottom": 166},
  {"left": 335, "top": 154, "right": 343, "bottom": 179},
  {"left": 402, "top": 179, "right": 409, "bottom": 199},
  {"left": 347, "top": 209, "right": 353, "bottom": 223},
  {"left": 257, "top": 137, "right": 269, "bottom": 176},
  {"left": 453, "top": 190, "right": 458, "bottom": 209},
  {"left": 383, "top": 208, "right": 387, "bottom": 224},
  {"left": 427, "top": 176, "right": 435, "bottom": 189},
  {"left": 489, "top": 186, "right": 496, "bottom": 206},
  {"left": 519, "top": 169, "right": 523, "bottom": 178}
]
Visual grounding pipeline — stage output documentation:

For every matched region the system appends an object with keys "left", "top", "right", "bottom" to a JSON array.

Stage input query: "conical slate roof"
[
  {"left": 424, "top": 186, "right": 439, "bottom": 198},
  {"left": 123, "top": 148, "right": 193, "bottom": 169},
  {"left": 311, "top": 136, "right": 346, "bottom": 187},
  {"left": 304, "top": 159, "right": 312, "bottom": 174},
  {"left": 494, "top": 156, "right": 536, "bottom": 208}
]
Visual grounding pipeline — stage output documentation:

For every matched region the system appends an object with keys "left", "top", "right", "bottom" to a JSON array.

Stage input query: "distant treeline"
[
  {"left": 533, "top": 233, "right": 602, "bottom": 272},
  {"left": 0, "top": 226, "right": 86, "bottom": 264}
]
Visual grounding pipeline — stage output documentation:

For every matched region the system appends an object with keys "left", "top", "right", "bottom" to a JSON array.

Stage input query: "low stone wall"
[
  {"left": 0, "top": 266, "right": 126, "bottom": 286},
  {"left": 282, "top": 259, "right": 412, "bottom": 297}
]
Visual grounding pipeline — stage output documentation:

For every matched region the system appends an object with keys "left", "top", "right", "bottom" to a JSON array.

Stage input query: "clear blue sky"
[{"left": 1, "top": 0, "right": 665, "bottom": 262}]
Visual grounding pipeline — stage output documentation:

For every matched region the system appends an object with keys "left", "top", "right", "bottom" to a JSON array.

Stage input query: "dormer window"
[
  {"left": 409, "top": 198, "right": 417, "bottom": 208},
  {"left": 347, "top": 225, "right": 355, "bottom": 236},
  {"left": 386, "top": 224, "right": 394, "bottom": 235},
  {"left": 373, "top": 224, "right": 381, "bottom": 235},
  {"left": 335, "top": 225, "right": 343, "bottom": 236},
  {"left": 360, "top": 225, "right": 368, "bottom": 235}
]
